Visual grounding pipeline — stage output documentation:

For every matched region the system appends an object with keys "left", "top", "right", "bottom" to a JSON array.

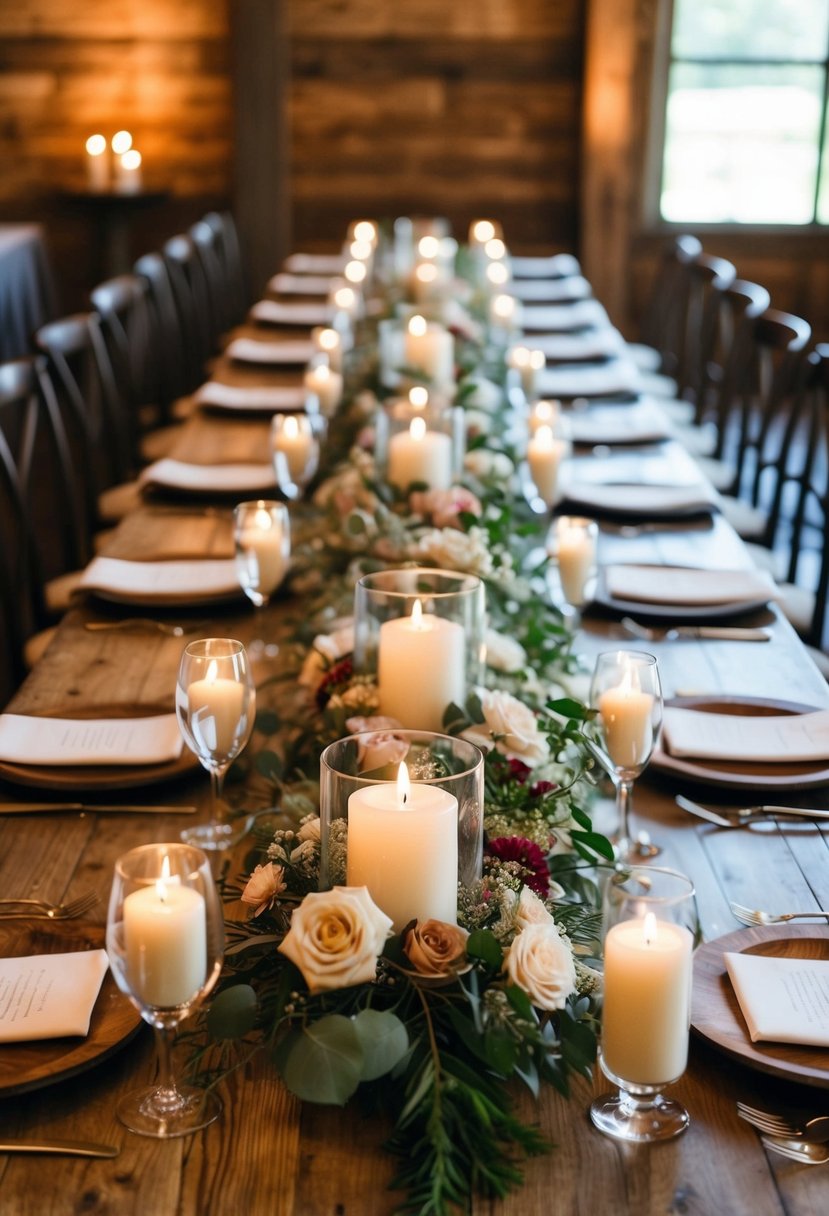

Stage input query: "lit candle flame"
[
  {"left": 205, "top": 658, "right": 219, "bottom": 685},
  {"left": 353, "top": 220, "right": 377, "bottom": 244},
  {"left": 350, "top": 238, "right": 373, "bottom": 261},
  {"left": 534, "top": 400, "right": 557, "bottom": 426},
  {"left": 408, "top": 314, "right": 427, "bottom": 337},
  {"left": 345, "top": 259, "right": 367, "bottom": 283},
  {"left": 409, "top": 416, "right": 427, "bottom": 442},
  {"left": 254, "top": 506, "right": 274, "bottom": 530},
  {"left": 472, "top": 220, "right": 496, "bottom": 243},
  {"left": 121, "top": 149, "right": 142, "bottom": 171},
  {"left": 485, "top": 237, "right": 506, "bottom": 260},
  {"left": 492, "top": 293, "right": 515, "bottom": 320},
  {"left": 409, "top": 386, "right": 428, "bottom": 408},
  {"left": 85, "top": 133, "right": 106, "bottom": 157},
  {"left": 397, "top": 761, "right": 411, "bottom": 807},
  {"left": 415, "top": 262, "right": 438, "bottom": 284},
  {"left": 317, "top": 327, "right": 339, "bottom": 351},
  {"left": 643, "top": 912, "right": 658, "bottom": 945},
  {"left": 156, "top": 854, "right": 172, "bottom": 902},
  {"left": 111, "top": 130, "right": 133, "bottom": 155},
  {"left": 410, "top": 599, "right": 425, "bottom": 629},
  {"left": 618, "top": 657, "right": 642, "bottom": 696},
  {"left": 418, "top": 235, "right": 440, "bottom": 259},
  {"left": 534, "top": 424, "right": 554, "bottom": 451}
]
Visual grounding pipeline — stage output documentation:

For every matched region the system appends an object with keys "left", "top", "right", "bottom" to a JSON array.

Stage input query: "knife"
[
  {"left": 676, "top": 794, "right": 829, "bottom": 825},
  {"left": 0, "top": 803, "right": 197, "bottom": 814},
  {"left": 0, "top": 1139, "right": 118, "bottom": 1157},
  {"left": 675, "top": 626, "right": 771, "bottom": 642}
]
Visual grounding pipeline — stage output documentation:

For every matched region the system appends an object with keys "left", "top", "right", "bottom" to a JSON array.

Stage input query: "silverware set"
[
  {"left": 620, "top": 616, "right": 771, "bottom": 643},
  {"left": 729, "top": 901, "right": 829, "bottom": 927},
  {"left": 0, "top": 891, "right": 99, "bottom": 920},
  {"left": 738, "top": 1102, "right": 829, "bottom": 1164},
  {"left": 84, "top": 618, "right": 204, "bottom": 638},
  {"left": 676, "top": 794, "right": 829, "bottom": 827}
]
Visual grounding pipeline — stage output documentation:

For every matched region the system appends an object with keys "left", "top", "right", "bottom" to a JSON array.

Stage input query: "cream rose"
[
  {"left": 278, "top": 886, "right": 393, "bottom": 993},
  {"left": 464, "top": 449, "right": 514, "bottom": 484},
  {"left": 297, "top": 817, "right": 321, "bottom": 843},
  {"left": 412, "top": 526, "right": 494, "bottom": 578},
  {"left": 461, "top": 689, "right": 550, "bottom": 767},
  {"left": 484, "top": 628, "right": 527, "bottom": 674},
  {"left": 504, "top": 922, "right": 576, "bottom": 1011},
  {"left": 240, "top": 862, "right": 286, "bottom": 916},
  {"left": 512, "top": 886, "right": 556, "bottom": 931},
  {"left": 298, "top": 621, "right": 355, "bottom": 691},
  {"left": 403, "top": 919, "right": 470, "bottom": 978}
]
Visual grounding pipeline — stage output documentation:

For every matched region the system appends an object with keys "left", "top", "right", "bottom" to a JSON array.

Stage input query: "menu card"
[
  {"left": 225, "top": 337, "right": 316, "bottom": 365},
  {"left": 0, "top": 712, "right": 184, "bottom": 765},
  {"left": 140, "top": 458, "right": 276, "bottom": 493},
  {"left": 250, "top": 299, "right": 334, "bottom": 327},
  {"left": 662, "top": 706, "right": 829, "bottom": 762},
  {"left": 194, "top": 382, "right": 307, "bottom": 412},
  {"left": 725, "top": 951, "right": 829, "bottom": 1047},
  {"left": 604, "top": 564, "right": 778, "bottom": 607},
  {"left": 0, "top": 951, "right": 108, "bottom": 1041}
]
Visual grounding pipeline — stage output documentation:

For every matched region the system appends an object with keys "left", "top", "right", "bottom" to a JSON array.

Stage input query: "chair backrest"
[
  {"left": 709, "top": 280, "right": 772, "bottom": 464},
  {"left": 639, "top": 234, "right": 702, "bottom": 377},
  {"left": 202, "top": 211, "right": 248, "bottom": 322},
  {"left": 682, "top": 252, "right": 737, "bottom": 415},
  {"left": 133, "top": 251, "right": 191, "bottom": 412},
  {"left": 90, "top": 273, "right": 155, "bottom": 455},
  {"left": 162, "top": 233, "right": 213, "bottom": 387},
  {"left": 190, "top": 219, "right": 232, "bottom": 337}
]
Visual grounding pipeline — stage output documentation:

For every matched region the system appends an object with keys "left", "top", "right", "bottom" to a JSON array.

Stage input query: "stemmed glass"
[
  {"left": 105, "top": 842, "right": 224, "bottom": 1137},
  {"left": 546, "top": 515, "right": 598, "bottom": 632},
  {"left": 233, "top": 500, "right": 291, "bottom": 656},
  {"left": 590, "top": 865, "right": 696, "bottom": 1142},
  {"left": 176, "top": 638, "right": 256, "bottom": 851},
  {"left": 270, "top": 412, "right": 323, "bottom": 499},
  {"left": 588, "top": 650, "right": 663, "bottom": 861}
]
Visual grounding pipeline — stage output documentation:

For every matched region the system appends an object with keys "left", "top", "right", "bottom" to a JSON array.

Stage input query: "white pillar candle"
[
  {"left": 272, "top": 414, "right": 315, "bottom": 482},
  {"left": 304, "top": 362, "right": 343, "bottom": 417},
  {"left": 186, "top": 661, "right": 247, "bottom": 758},
  {"left": 378, "top": 600, "right": 465, "bottom": 731},
  {"left": 555, "top": 518, "right": 597, "bottom": 607},
  {"left": 124, "top": 868, "right": 207, "bottom": 1007},
  {"left": 601, "top": 913, "right": 693, "bottom": 1085},
  {"left": 346, "top": 763, "right": 458, "bottom": 930},
  {"left": 85, "top": 134, "right": 109, "bottom": 190},
  {"left": 403, "top": 315, "right": 455, "bottom": 387},
  {"left": 387, "top": 415, "right": 452, "bottom": 493},
  {"left": 598, "top": 661, "right": 654, "bottom": 771},
  {"left": 527, "top": 424, "right": 566, "bottom": 506},
  {"left": 238, "top": 508, "right": 289, "bottom": 595},
  {"left": 311, "top": 326, "right": 343, "bottom": 371}
]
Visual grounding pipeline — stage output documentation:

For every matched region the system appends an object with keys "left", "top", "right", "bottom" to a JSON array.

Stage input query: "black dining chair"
[
  {"left": 133, "top": 250, "right": 193, "bottom": 415},
  {"left": 162, "top": 232, "right": 215, "bottom": 387},
  {"left": 628, "top": 234, "right": 703, "bottom": 404},
  {"left": 190, "top": 218, "right": 235, "bottom": 339},
  {"left": 202, "top": 210, "right": 248, "bottom": 323}
]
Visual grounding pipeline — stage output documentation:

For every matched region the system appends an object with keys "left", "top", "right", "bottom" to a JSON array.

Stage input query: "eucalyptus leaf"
[
  {"left": 255, "top": 749, "right": 284, "bottom": 782},
  {"left": 352, "top": 1009, "right": 409, "bottom": 1081},
  {"left": 276, "top": 1014, "right": 363, "bottom": 1106},
  {"left": 255, "top": 708, "right": 281, "bottom": 735},
  {"left": 466, "top": 929, "right": 503, "bottom": 969},
  {"left": 206, "top": 984, "right": 258, "bottom": 1040}
]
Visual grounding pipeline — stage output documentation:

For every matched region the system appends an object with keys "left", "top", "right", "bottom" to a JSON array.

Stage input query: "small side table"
[{"left": 58, "top": 189, "right": 170, "bottom": 281}]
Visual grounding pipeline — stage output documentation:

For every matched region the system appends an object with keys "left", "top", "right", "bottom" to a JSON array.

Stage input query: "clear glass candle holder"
[
  {"left": 375, "top": 398, "right": 464, "bottom": 494},
  {"left": 525, "top": 414, "right": 572, "bottom": 510},
  {"left": 354, "top": 568, "right": 486, "bottom": 733},
  {"left": 591, "top": 866, "right": 697, "bottom": 1143},
  {"left": 546, "top": 515, "right": 598, "bottom": 628},
  {"left": 319, "top": 729, "right": 484, "bottom": 930},
  {"left": 303, "top": 353, "right": 343, "bottom": 419},
  {"left": 270, "top": 412, "right": 324, "bottom": 498}
]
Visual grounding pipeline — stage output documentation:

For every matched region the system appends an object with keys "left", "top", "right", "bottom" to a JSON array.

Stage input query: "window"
[{"left": 660, "top": 0, "right": 829, "bottom": 224}]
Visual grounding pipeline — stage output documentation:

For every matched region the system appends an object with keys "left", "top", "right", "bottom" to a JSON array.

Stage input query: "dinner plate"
[
  {"left": 0, "top": 921, "right": 142, "bottom": 1096},
  {"left": 651, "top": 695, "right": 829, "bottom": 790},
  {"left": 0, "top": 703, "right": 199, "bottom": 791},
  {"left": 692, "top": 925, "right": 829, "bottom": 1089},
  {"left": 592, "top": 568, "right": 770, "bottom": 621}
]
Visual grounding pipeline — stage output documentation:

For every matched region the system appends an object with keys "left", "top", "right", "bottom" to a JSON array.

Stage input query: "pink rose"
[
  {"left": 240, "top": 862, "right": 286, "bottom": 916},
  {"left": 344, "top": 716, "right": 409, "bottom": 772},
  {"left": 408, "top": 486, "right": 483, "bottom": 531}
]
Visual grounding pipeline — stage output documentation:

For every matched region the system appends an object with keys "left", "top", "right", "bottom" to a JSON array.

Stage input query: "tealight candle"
[
  {"left": 377, "top": 599, "right": 466, "bottom": 731},
  {"left": 311, "top": 326, "right": 343, "bottom": 371},
  {"left": 527, "top": 424, "right": 567, "bottom": 506},
  {"left": 304, "top": 361, "right": 343, "bottom": 417},
  {"left": 387, "top": 415, "right": 452, "bottom": 493},
  {"left": 553, "top": 516, "right": 597, "bottom": 607},
  {"left": 346, "top": 762, "right": 459, "bottom": 930},
  {"left": 601, "top": 912, "right": 693, "bottom": 1084},
  {"left": 85, "top": 134, "right": 109, "bottom": 190},
  {"left": 186, "top": 659, "right": 247, "bottom": 758},
  {"left": 123, "top": 859, "right": 207, "bottom": 1007},
  {"left": 403, "top": 315, "right": 454, "bottom": 387},
  {"left": 598, "top": 659, "right": 655, "bottom": 771}
]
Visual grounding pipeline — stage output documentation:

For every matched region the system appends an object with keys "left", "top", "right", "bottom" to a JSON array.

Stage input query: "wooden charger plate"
[
  {"left": 0, "top": 920, "right": 142, "bottom": 1096},
  {"left": 692, "top": 925, "right": 829, "bottom": 1088},
  {"left": 0, "top": 703, "right": 199, "bottom": 792},
  {"left": 651, "top": 695, "right": 829, "bottom": 791}
]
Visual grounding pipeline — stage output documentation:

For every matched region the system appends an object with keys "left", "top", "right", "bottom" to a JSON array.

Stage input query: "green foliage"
[{"left": 206, "top": 984, "right": 258, "bottom": 1040}]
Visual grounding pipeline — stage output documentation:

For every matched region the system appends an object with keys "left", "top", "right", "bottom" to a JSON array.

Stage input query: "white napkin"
[
  {"left": 725, "top": 951, "right": 829, "bottom": 1047},
  {"left": 283, "top": 252, "right": 347, "bottom": 275},
  {"left": 140, "top": 458, "right": 276, "bottom": 493},
  {"left": 225, "top": 337, "right": 315, "bottom": 365},
  {"left": 662, "top": 706, "right": 829, "bottom": 762},
  {"left": 604, "top": 564, "right": 779, "bottom": 607},
  {"left": 511, "top": 275, "right": 592, "bottom": 303},
  {"left": 250, "top": 299, "right": 334, "bottom": 327},
  {"left": 533, "top": 329, "right": 625, "bottom": 362},
  {"left": 568, "top": 401, "right": 672, "bottom": 446},
  {"left": 510, "top": 253, "right": 581, "bottom": 279},
  {"left": 0, "top": 712, "right": 183, "bottom": 765},
  {"left": 79, "top": 556, "right": 241, "bottom": 602},
  {"left": 267, "top": 272, "right": 334, "bottom": 296},
  {"left": 521, "top": 299, "right": 611, "bottom": 333},
  {"left": 563, "top": 482, "right": 718, "bottom": 517},
  {"left": 194, "top": 381, "right": 307, "bottom": 412},
  {"left": 0, "top": 951, "right": 109, "bottom": 1042},
  {"left": 537, "top": 359, "right": 641, "bottom": 399}
]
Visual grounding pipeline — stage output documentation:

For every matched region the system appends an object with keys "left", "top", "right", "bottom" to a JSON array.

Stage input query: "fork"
[
  {"left": 620, "top": 616, "right": 770, "bottom": 643},
  {"left": 0, "top": 891, "right": 100, "bottom": 920},
  {"left": 729, "top": 901, "right": 829, "bottom": 927},
  {"left": 84, "top": 618, "right": 190, "bottom": 638},
  {"left": 737, "top": 1102, "right": 829, "bottom": 1143},
  {"left": 760, "top": 1135, "right": 829, "bottom": 1164}
]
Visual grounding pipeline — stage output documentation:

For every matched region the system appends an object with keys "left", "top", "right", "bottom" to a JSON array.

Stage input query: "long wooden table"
[{"left": 0, "top": 307, "right": 828, "bottom": 1216}]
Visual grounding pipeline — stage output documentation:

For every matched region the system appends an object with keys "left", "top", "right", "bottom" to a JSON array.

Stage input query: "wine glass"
[
  {"left": 233, "top": 500, "right": 290, "bottom": 657},
  {"left": 589, "top": 650, "right": 663, "bottom": 861},
  {"left": 525, "top": 414, "right": 571, "bottom": 513},
  {"left": 176, "top": 638, "right": 256, "bottom": 851},
  {"left": 590, "top": 865, "right": 696, "bottom": 1143},
  {"left": 546, "top": 515, "right": 598, "bottom": 632},
  {"left": 270, "top": 412, "right": 323, "bottom": 499},
  {"left": 105, "top": 842, "right": 224, "bottom": 1137}
]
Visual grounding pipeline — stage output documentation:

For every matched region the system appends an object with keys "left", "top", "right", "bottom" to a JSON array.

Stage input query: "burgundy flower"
[
  {"left": 485, "top": 836, "right": 550, "bottom": 897},
  {"left": 316, "top": 657, "right": 354, "bottom": 709},
  {"left": 530, "top": 779, "right": 558, "bottom": 799},
  {"left": 506, "top": 758, "right": 532, "bottom": 785}
]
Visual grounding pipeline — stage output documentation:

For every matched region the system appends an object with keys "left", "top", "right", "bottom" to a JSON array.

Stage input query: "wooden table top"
[{"left": 0, "top": 313, "right": 827, "bottom": 1216}]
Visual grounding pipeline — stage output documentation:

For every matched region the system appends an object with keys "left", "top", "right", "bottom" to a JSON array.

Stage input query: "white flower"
[
  {"left": 412, "top": 526, "right": 494, "bottom": 578},
  {"left": 297, "top": 817, "right": 321, "bottom": 843},
  {"left": 484, "top": 628, "right": 527, "bottom": 674},
  {"left": 298, "top": 621, "right": 355, "bottom": 690},
  {"left": 290, "top": 839, "right": 318, "bottom": 865},
  {"left": 464, "top": 449, "right": 514, "bottom": 483},
  {"left": 464, "top": 408, "right": 492, "bottom": 437},
  {"left": 240, "top": 862, "right": 286, "bottom": 916},
  {"left": 462, "top": 375, "right": 503, "bottom": 412},
  {"left": 278, "top": 886, "right": 393, "bottom": 993},
  {"left": 461, "top": 688, "right": 550, "bottom": 766},
  {"left": 504, "top": 922, "right": 576, "bottom": 1011},
  {"left": 512, "top": 887, "right": 556, "bottom": 931}
]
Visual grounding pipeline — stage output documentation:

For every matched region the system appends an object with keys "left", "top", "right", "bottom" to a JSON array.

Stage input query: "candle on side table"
[
  {"left": 85, "top": 134, "right": 109, "bottom": 190},
  {"left": 378, "top": 600, "right": 465, "bottom": 730},
  {"left": 123, "top": 861, "right": 207, "bottom": 1007}
]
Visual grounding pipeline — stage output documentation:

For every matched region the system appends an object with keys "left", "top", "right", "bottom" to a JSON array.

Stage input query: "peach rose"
[
  {"left": 240, "top": 862, "right": 286, "bottom": 916},
  {"left": 278, "top": 886, "right": 393, "bottom": 993},
  {"left": 408, "top": 487, "right": 483, "bottom": 531},
  {"left": 403, "top": 919, "right": 470, "bottom": 978},
  {"left": 503, "top": 922, "right": 576, "bottom": 1012}
]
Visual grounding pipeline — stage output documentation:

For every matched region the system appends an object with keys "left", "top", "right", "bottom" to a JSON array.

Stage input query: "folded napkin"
[
  {"left": 725, "top": 951, "right": 829, "bottom": 1047},
  {"left": 0, "top": 951, "right": 109, "bottom": 1042},
  {"left": 521, "top": 299, "right": 611, "bottom": 333},
  {"left": 604, "top": 564, "right": 778, "bottom": 607},
  {"left": 568, "top": 401, "right": 672, "bottom": 446},
  {"left": 661, "top": 705, "right": 829, "bottom": 762},
  {"left": 562, "top": 481, "right": 718, "bottom": 517},
  {"left": 267, "top": 272, "right": 334, "bottom": 296},
  {"left": 537, "top": 358, "right": 641, "bottom": 399},
  {"left": 250, "top": 299, "right": 334, "bottom": 327},
  {"left": 283, "top": 252, "right": 347, "bottom": 275},
  {"left": 140, "top": 458, "right": 276, "bottom": 493},
  {"left": 195, "top": 381, "right": 307, "bottom": 412},
  {"left": 79, "top": 556, "right": 241, "bottom": 602},
  {"left": 225, "top": 337, "right": 315, "bottom": 365},
  {"left": 511, "top": 275, "right": 592, "bottom": 303},
  {"left": 510, "top": 253, "right": 581, "bottom": 279},
  {"left": 0, "top": 712, "right": 184, "bottom": 765},
  {"left": 533, "top": 329, "right": 625, "bottom": 363}
]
